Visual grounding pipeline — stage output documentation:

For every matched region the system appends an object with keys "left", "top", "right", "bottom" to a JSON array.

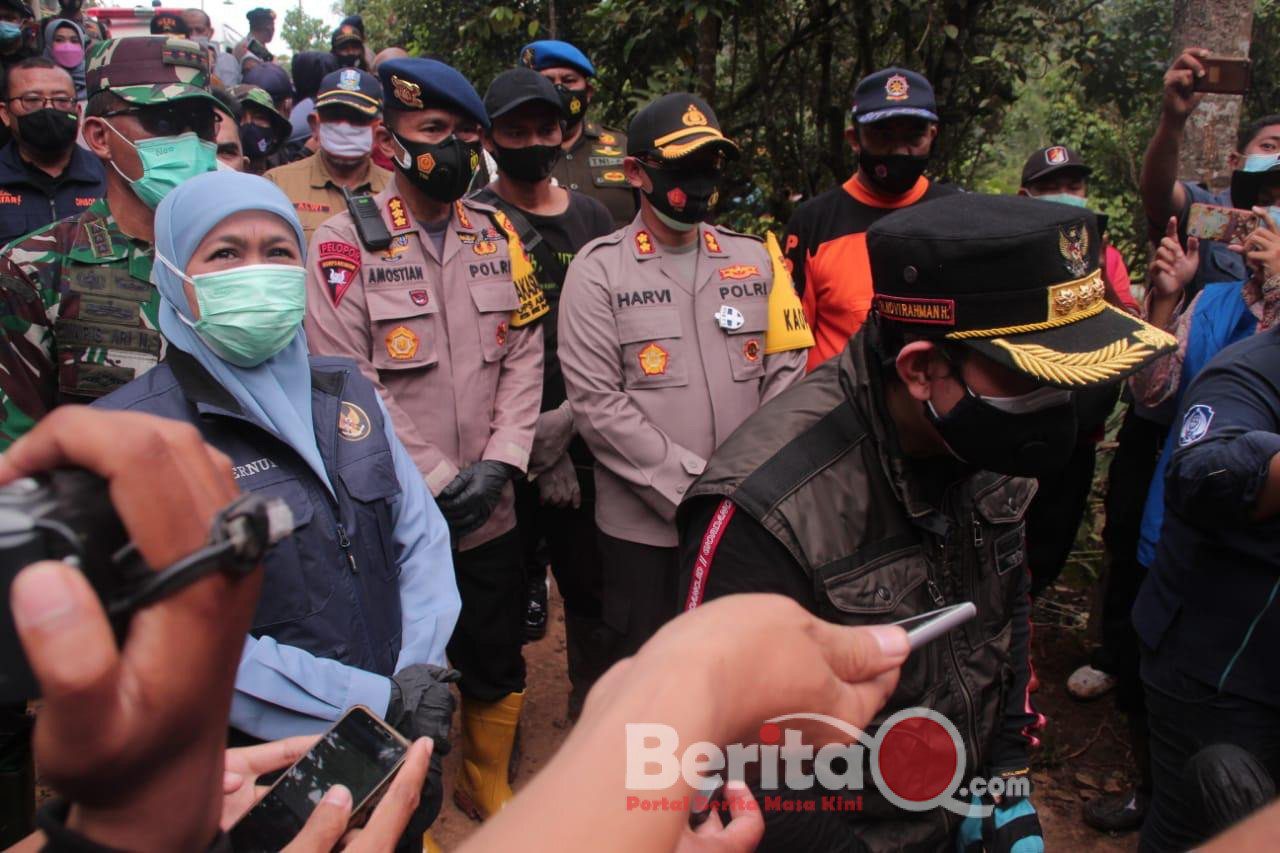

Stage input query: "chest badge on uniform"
[
  {"left": 387, "top": 197, "right": 409, "bottom": 230},
  {"left": 638, "top": 342, "right": 669, "bottom": 376},
  {"left": 496, "top": 321, "right": 508, "bottom": 347},
  {"left": 382, "top": 234, "right": 410, "bottom": 261},
  {"left": 718, "top": 264, "right": 760, "bottom": 281},
  {"left": 338, "top": 400, "right": 372, "bottom": 441},
  {"left": 714, "top": 305, "right": 745, "bottom": 331},
  {"left": 473, "top": 241, "right": 497, "bottom": 256},
  {"left": 410, "top": 289, "right": 429, "bottom": 306},
  {"left": 595, "top": 145, "right": 622, "bottom": 157},
  {"left": 602, "top": 170, "right": 626, "bottom": 182},
  {"left": 599, "top": 132, "right": 617, "bottom": 145},
  {"left": 386, "top": 325, "right": 420, "bottom": 360},
  {"left": 635, "top": 231, "right": 655, "bottom": 255},
  {"left": 743, "top": 338, "right": 761, "bottom": 362},
  {"left": 703, "top": 231, "right": 722, "bottom": 254}
]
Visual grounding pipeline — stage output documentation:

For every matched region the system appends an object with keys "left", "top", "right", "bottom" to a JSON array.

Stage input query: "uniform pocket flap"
[
  {"left": 821, "top": 546, "right": 928, "bottom": 616},
  {"left": 255, "top": 478, "right": 315, "bottom": 529},
  {"left": 337, "top": 450, "right": 400, "bottom": 503},
  {"left": 616, "top": 307, "right": 681, "bottom": 344},
  {"left": 973, "top": 475, "right": 1038, "bottom": 524},
  {"left": 468, "top": 280, "right": 521, "bottom": 314},
  {"left": 724, "top": 301, "right": 768, "bottom": 336},
  {"left": 367, "top": 287, "right": 436, "bottom": 322}
]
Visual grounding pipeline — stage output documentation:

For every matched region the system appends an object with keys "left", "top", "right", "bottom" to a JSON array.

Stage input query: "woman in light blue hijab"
[{"left": 94, "top": 171, "right": 461, "bottom": 833}]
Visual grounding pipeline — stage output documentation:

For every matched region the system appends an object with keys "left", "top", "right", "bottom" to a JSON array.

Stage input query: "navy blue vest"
[{"left": 93, "top": 350, "right": 404, "bottom": 676}]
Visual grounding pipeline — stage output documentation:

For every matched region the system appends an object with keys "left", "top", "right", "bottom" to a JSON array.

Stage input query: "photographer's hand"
[{"left": 4, "top": 408, "right": 260, "bottom": 851}]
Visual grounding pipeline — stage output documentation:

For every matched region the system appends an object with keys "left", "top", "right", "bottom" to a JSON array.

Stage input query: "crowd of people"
[{"left": 0, "top": 5, "right": 1274, "bottom": 853}]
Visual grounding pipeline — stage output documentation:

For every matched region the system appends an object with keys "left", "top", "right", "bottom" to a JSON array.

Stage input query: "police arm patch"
[
  {"left": 317, "top": 240, "right": 362, "bottom": 306},
  {"left": 763, "top": 231, "right": 814, "bottom": 354},
  {"left": 1179, "top": 404, "right": 1214, "bottom": 446}
]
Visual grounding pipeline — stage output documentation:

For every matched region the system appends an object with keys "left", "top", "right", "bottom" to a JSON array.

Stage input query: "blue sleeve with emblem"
[
  {"left": 376, "top": 392, "right": 462, "bottom": 671},
  {"left": 1166, "top": 332, "right": 1280, "bottom": 524}
]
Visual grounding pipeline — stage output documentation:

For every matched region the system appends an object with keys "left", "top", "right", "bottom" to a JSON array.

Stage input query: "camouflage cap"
[
  {"left": 231, "top": 84, "right": 291, "bottom": 141},
  {"left": 85, "top": 36, "right": 219, "bottom": 108}
]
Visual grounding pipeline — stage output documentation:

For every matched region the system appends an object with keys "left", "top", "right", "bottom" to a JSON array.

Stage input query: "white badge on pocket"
[{"left": 714, "top": 305, "right": 744, "bottom": 331}]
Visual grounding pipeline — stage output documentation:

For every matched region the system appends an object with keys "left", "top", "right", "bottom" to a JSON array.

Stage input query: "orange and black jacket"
[{"left": 783, "top": 175, "right": 959, "bottom": 371}]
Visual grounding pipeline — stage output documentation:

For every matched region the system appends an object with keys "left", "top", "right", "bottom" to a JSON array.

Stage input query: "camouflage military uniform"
[{"left": 0, "top": 35, "right": 219, "bottom": 447}]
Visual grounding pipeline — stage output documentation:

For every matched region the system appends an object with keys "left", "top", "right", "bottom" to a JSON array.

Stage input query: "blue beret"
[
  {"left": 378, "top": 58, "right": 490, "bottom": 130},
  {"left": 518, "top": 40, "right": 595, "bottom": 78}
]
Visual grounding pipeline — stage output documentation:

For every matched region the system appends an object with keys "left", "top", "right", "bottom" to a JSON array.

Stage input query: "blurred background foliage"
[{"left": 340, "top": 0, "right": 1280, "bottom": 268}]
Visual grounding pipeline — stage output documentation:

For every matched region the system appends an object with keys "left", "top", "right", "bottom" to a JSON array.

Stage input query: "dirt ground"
[{"left": 432, "top": 579, "right": 1141, "bottom": 852}]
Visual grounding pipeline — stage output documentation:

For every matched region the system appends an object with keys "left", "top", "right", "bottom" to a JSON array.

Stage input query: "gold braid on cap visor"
[
  {"left": 944, "top": 269, "right": 1106, "bottom": 340},
  {"left": 651, "top": 125, "right": 736, "bottom": 159}
]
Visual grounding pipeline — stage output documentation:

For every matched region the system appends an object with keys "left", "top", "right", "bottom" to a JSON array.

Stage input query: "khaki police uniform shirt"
[
  {"left": 558, "top": 216, "right": 811, "bottom": 547},
  {"left": 303, "top": 177, "right": 546, "bottom": 552},
  {"left": 552, "top": 121, "right": 636, "bottom": 229},
  {"left": 265, "top": 153, "right": 392, "bottom": 245}
]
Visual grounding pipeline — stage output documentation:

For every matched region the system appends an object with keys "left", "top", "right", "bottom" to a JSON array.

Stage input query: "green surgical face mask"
[
  {"left": 160, "top": 256, "right": 307, "bottom": 367},
  {"left": 1032, "top": 191, "right": 1088, "bottom": 209},
  {"left": 106, "top": 123, "right": 217, "bottom": 209}
]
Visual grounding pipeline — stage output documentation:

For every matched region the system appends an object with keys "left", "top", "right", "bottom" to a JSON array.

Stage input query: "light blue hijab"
[{"left": 153, "top": 170, "right": 332, "bottom": 494}]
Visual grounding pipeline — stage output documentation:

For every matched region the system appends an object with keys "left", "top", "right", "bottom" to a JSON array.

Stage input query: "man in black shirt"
[
  {"left": 0, "top": 57, "right": 104, "bottom": 246},
  {"left": 471, "top": 67, "right": 614, "bottom": 717}
]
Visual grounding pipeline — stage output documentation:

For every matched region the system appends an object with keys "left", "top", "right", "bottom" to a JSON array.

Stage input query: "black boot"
[
  {"left": 564, "top": 612, "right": 617, "bottom": 721},
  {"left": 523, "top": 572, "right": 549, "bottom": 643}
]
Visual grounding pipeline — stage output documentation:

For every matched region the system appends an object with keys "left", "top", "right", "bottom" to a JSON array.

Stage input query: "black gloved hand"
[
  {"left": 385, "top": 664, "right": 461, "bottom": 755},
  {"left": 436, "top": 460, "right": 517, "bottom": 538}
]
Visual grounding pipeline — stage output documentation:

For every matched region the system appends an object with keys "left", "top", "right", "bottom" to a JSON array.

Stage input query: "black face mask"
[
  {"left": 391, "top": 131, "right": 478, "bottom": 203},
  {"left": 493, "top": 141, "right": 560, "bottom": 183},
  {"left": 335, "top": 53, "right": 361, "bottom": 69},
  {"left": 239, "top": 124, "right": 275, "bottom": 158},
  {"left": 924, "top": 384, "right": 1077, "bottom": 479},
  {"left": 14, "top": 108, "right": 78, "bottom": 153},
  {"left": 555, "top": 84, "right": 587, "bottom": 129},
  {"left": 857, "top": 151, "right": 929, "bottom": 195},
  {"left": 639, "top": 162, "right": 722, "bottom": 227}
]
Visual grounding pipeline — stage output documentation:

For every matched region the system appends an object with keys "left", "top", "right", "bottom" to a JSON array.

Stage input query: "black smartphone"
[
  {"left": 229, "top": 706, "right": 410, "bottom": 852},
  {"left": 1195, "top": 56, "right": 1251, "bottom": 95}
]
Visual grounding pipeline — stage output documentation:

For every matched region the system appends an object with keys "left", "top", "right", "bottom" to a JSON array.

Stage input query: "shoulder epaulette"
[{"left": 712, "top": 223, "right": 763, "bottom": 243}]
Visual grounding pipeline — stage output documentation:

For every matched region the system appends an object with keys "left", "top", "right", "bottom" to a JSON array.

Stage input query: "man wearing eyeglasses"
[
  {"left": 556, "top": 93, "right": 813, "bottom": 669},
  {"left": 0, "top": 36, "right": 220, "bottom": 447},
  {"left": 0, "top": 57, "right": 105, "bottom": 246}
]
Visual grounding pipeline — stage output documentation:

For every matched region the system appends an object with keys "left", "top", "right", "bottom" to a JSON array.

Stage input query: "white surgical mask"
[
  {"left": 318, "top": 121, "right": 373, "bottom": 159},
  {"left": 979, "top": 385, "right": 1073, "bottom": 415}
]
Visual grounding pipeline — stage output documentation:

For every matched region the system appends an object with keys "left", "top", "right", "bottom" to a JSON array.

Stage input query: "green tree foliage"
[{"left": 282, "top": 6, "right": 331, "bottom": 55}]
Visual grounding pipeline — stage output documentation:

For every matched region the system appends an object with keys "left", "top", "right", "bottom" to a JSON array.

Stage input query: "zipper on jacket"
[
  {"left": 971, "top": 512, "right": 984, "bottom": 547},
  {"left": 943, "top": 492, "right": 979, "bottom": 768},
  {"left": 336, "top": 522, "right": 358, "bottom": 573}
]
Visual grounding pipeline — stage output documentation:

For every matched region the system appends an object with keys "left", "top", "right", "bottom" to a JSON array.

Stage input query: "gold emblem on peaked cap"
[
  {"left": 391, "top": 75, "right": 423, "bottom": 109},
  {"left": 1059, "top": 222, "right": 1091, "bottom": 278},
  {"left": 682, "top": 104, "right": 708, "bottom": 127},
  {"left": 885, "top": 74, "right": 910, "bottom": 101}
]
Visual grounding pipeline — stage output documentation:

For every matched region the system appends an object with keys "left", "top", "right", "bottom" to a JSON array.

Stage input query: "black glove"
[
  {"left": 385, "top": 664, "right": 461, "bottom": 755},
  {"left": 436, "top": 460, "right": 517, "bottom": 538}
]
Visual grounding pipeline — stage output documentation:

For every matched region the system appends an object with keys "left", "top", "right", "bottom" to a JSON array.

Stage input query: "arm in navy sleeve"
[
  {"left": 990, "top": 563, "right": 1038, "bottom": 776},
  {"left": 377, "top": 393, "right": 461, "bottom": 671},
  {"left": 1166, "top": 333, "right": 1280, "bottom": 525}
]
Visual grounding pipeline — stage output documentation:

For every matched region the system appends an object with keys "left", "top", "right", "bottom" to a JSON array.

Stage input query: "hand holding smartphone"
[
  {"left": 1194, "top": 56, "right": 1251, "bottom": 95},
  {"left": 1187, "top": 202, "right": 1262, "bottom": 244},
  {"left": 229, "top": 706, "right": 410, "bottom": 852}
]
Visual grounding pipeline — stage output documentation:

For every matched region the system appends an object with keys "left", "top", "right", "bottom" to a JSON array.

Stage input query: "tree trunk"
[
  {"left": 695, "top": 13, "right": 720, "bottom": 102},
  {"left": 1171, "top": 0, "right": 1253, "bottom": 190}
]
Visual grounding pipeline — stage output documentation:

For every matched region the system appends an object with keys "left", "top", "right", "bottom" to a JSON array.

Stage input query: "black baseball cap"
[
  {"left": 484, "top": 68, "right": 562, "bottom": 121},
  {"left": 852, "top": 67, "right": 938, "bottom": 125},
  {"left": 316, "top": 68, "right": 382, "bottom": 117},
  {"left": 332, "top": 21, "right": 363, "bottom": 49},
  {"left": 867, "top": 194, "right": 1175, "bottom": 389},
  {"left": 1021, "top": 145, "right": 1092, "bottom": 186},
  {"left": 0, "top": 0, "right": 32, "bottom": 17},
  {"left": 627, "top": 93, "right": 739, "bottom": 162}
]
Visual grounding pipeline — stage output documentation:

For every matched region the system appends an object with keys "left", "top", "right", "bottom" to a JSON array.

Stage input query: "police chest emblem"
[
  {"left": 410, "top": 289, "right": 429, "bottom": 306},
  {"left": 1058, "top": 222, "right": 1091, "bottom": 277},
  {"left": 1179, "top": 404, "right": 1214, "bottom": 446},
  {"left": 885, "top": 74, "right": 910, "bottom": 101},
  {"left": 338, "top": 401, "right": 372, "bottom": 442},
  {"left": 743, "top": 338, "right": 761, "bottom": 362},
  {"left": 386, "top": 325, "right": 420, "bottom": 360},
  {"left": 638, "top": 342, "right": 669, "bottom": 376},
  {"left": 382, "top": 234, "right": 410, "bottom": 261},
  {"left": 599, "top": 132, "right": 617, "bottom": 145},
  {"left": 714, "top": 305, "right": 744, "bottom": 330}
]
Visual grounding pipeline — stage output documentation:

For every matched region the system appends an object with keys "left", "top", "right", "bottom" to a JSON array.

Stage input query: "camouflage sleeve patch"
[{"left": 0, "top": 260, "right": 59, "bottom": 448}]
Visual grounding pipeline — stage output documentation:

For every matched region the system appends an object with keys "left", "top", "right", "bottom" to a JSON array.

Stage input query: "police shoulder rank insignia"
[
  {"left": 1179, "top": 404, "right": 1214, "bottom": 446},
  {"left": 317, "top": 240, "right": 362, "bottom": 305},
  {"left": 764, "top": 232, "right": 815, "bottom": 353},
  {"left": 703, "top": 231, "right": 722, "bottom": 254},
  {"left": 387, "top": 197, "right": 410, "bottom": 230},
  {"left": 338, "top": 401, "right": 371, "bottom": 441},
  {"left": 385, "top": 325, "right": 419, "bottom": 360},
  {"left": 885, "top": 74, "right": 910, "bottom": 101},
  {"left": 683, "top": 104, "right": 708, "bottom": 127},
  {"left": 390, "top": 75, "right": 424, "bottom": 109},
  {"left": 455, "top": 202, "right": 473, "bottom": 230},
  {"left": 1058, "top": 222, "right": 1091, "bottom": 277},
  {"left": 635, "top": 231, "right": 655, "bottom": 255},
  {"left": 638, "top": 342, "right": 669, "bottom": 376}
]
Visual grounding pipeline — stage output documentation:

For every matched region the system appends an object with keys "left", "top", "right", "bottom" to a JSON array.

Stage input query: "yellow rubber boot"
[
  {"left": 422, "top": 829, "right": 443, "bottom": 852},
  {"left": 453, "top": 691, "right": 524, "bottom": 821}
]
